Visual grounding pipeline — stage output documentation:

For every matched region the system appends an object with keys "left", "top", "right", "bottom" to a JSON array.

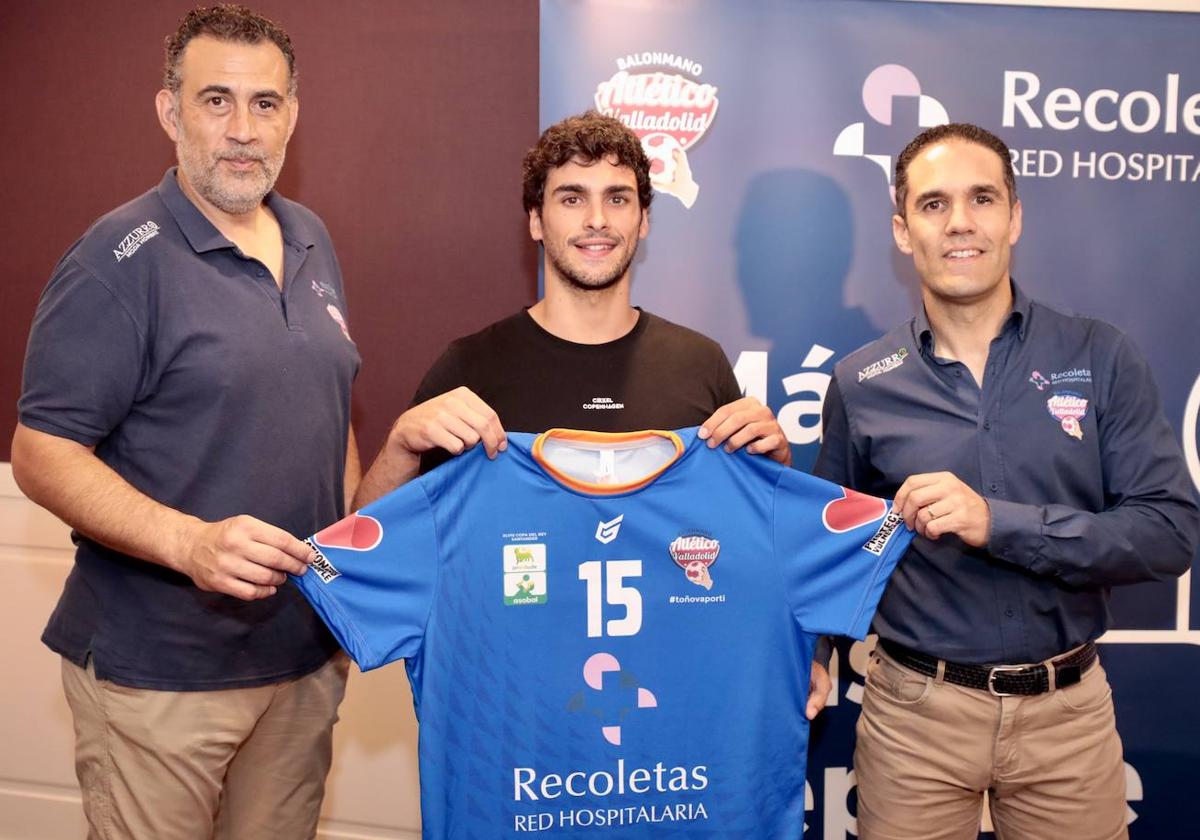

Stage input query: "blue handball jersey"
[{"left": 293, "top": 428, "right": 911, "bottom": 839}]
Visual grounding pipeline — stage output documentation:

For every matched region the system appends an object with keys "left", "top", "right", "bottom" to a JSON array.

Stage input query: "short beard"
[
  {"left": 174, "top": 118, "right": 284, "bottom": 215},
  {"left": 546, "top": 241, "right": 638, "bottom": 293}
]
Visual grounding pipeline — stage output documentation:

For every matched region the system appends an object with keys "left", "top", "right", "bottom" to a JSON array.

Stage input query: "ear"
[
  {"left": 1008, "top": 198, "right": 1023, "bottom": 246},
  {"left": 155, "top": 89, "right": 180, "bottom": 142},
  {"left": 892, "top": 213, "right": 913, "bottom": 255},
  {"left": 637, "top": 207, "right": 649, "bottom": 240},
  {"left": 529, "top": 208, "right": 543, "bottom": 243}
]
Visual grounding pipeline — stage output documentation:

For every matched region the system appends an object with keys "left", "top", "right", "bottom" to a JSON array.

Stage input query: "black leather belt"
[{"left": 879, "top": 640, "right": 1098, "bottom": 697}]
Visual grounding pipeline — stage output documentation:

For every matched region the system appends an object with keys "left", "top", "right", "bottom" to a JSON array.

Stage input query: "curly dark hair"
[
  {"left": 894, "top": 123, "right": 1017, "bottom": 218},
  {"left": 522, "top": 111, "right": 653, "bottom": 214},
  {"left": 163, "top": 4, "right": 296, "bottom": 96}
]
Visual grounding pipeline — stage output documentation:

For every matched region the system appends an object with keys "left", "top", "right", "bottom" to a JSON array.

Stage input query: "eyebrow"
[
  {"left": 195, "top": 85, "right": 284, "bottom": 102},
  {"left": 912, "top": 184, "right": 1003, "bottom": 206},
  {"left": 551, "top": 184, "right": 635, "bottom": 196}
]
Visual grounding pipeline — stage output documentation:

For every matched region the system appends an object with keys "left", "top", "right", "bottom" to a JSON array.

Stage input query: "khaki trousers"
[
  {"left": 62, "top": 652, "right": 350, "bottom": 840},
  {"left": 855, "top": 647, "right": 1127, "bottom": 840}
]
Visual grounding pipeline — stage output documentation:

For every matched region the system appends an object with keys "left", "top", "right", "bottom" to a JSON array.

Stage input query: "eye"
[
  {"left": 974, "top": 194, "right": 995, "bottom": 205},
  {"left": 609, "top": 195, "right": 628, "bottom": 205},
  {"left": 561, "top": 195, "right": 581, "bottom": 206},
  {"left": 255, "top": 99, "right": 277, "bottom": 111},
  {"left": 207, "top": 95, "right": 226, "bottom": 107},
  {"left": 921, "top": 199, "right": 944, "bottom": 213}
]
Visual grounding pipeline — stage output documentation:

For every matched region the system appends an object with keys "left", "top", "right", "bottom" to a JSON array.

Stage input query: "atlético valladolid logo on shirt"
[
  {"left": 1047, "top": 392, "right": 1088, "bottom": 440},
  {"left": 593, "top": 51, "right": 718, "bottom": 209},
  {"left": 670, "top": 532, "right": 719, "bottom": 590}
]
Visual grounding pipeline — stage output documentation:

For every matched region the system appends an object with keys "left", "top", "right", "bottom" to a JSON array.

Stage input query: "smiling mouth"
[
  {"left": 573, "top": 240, "right": 619, "bottom": 255},
  {"left": 945, "top": 248, "right": 982, "bottom": 260}
]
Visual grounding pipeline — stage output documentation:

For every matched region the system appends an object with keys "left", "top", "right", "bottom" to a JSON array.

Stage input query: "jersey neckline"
[{"left": 530, "top": 428, "right": 685, "bottom": 495}]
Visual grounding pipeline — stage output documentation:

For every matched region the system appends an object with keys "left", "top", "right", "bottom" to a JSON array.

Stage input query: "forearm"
[
  {"left": 988, "top": 496, "right": 1199, "bottom": 587},
  {"left": 351, "top": 441, "right": 421, "bottom": 511},
  {"left": 11, "top": 423, "right": 199, "bottom": 572},
  {"left": 344, "top": 425, "right": 362, "bottom": 513}
]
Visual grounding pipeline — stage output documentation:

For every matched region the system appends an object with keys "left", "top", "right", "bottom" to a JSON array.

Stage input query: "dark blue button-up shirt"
[{"left": 814, "top": 284, "right": 1198, "bottom": 664}]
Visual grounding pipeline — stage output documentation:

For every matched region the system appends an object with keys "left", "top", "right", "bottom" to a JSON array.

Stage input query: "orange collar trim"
[{"left": 531, "top": 429, "right": 684, "bottom": 495}]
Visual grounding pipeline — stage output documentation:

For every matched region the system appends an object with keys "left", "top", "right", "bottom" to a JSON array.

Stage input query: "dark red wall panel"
[{"left": 0, "top": 1, "right": 539, "bottom": 462}]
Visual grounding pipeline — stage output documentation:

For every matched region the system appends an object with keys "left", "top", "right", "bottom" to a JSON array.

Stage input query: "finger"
[
  {"left": 454, "top": 398, "right": 507, "bottom": 458},
  {"left": 723, "top": 421, "right": 777, "bottom": 454},
  {"left": 698, "top": 401, "right": 740, "bottom": 441},
  {"left": 705, "top": 407, "right": 764, "bottom": 449},
  {"left": 239, "top": 543, "right": 305, "bottom": 580},
  {"left": 215, "top": 575, "right": 279, "bottom": 602},
  {"left": 240, "top": 519, "right": 315, "bottom": 564}
]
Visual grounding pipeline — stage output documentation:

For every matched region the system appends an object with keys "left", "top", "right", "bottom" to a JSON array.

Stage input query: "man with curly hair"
[
  {"left": 13, "top": 6, "right": 358, "bottom": 837},
  {"left": 355, "top": 111, "right": 832, "bottom": 718}
]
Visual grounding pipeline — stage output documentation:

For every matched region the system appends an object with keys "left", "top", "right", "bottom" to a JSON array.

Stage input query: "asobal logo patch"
[
  {"left": 503, "top": 543, "right": 547, "bottom": 605},
  {"left": 833, "top": 64, "right": 949, "bottom": 199}
]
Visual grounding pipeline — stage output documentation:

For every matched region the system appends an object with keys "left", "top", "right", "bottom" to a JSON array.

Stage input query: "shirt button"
[
  {"left": 257, "top": 269, "right": 265, "bottom": 277},
  {"left": 983, "top": 420, "right": 992, "bottom": 430},
  {"left": 954, "top": 370, "right": 963, "bottom": 378},
  {"left": 989, "top": 482, "right": 999, "bottom": 492},
  {"left": 1005, "top": 608, "right": 1015, "bottom": 618}
]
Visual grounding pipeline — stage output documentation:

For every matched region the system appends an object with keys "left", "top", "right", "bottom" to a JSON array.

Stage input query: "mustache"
[{"left": 214, "top": 150, "right": 268, "bottom": 163}]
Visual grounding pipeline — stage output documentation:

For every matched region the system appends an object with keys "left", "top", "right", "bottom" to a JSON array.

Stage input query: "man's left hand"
[
  {"left": 699, "top": 397, "right": 791, "bottom": 466},
  {"left": 893, "top": 471, "right": 991, "bottom": 547}
]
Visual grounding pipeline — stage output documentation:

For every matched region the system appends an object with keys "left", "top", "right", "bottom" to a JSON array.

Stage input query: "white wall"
[{"left": 0, "top": 464, "right": 422, "bottom": 840}]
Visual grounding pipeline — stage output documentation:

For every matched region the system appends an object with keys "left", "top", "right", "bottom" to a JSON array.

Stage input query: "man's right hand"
[
  {"left": 176, "top": 515, "right": 315, "bottom": 601},
  {"left": 390, "top": 386, "right": 507, "bottom": 459}
]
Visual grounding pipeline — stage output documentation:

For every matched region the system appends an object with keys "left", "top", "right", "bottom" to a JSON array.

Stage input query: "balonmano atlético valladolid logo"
[{"left": 594, "top": 52, "right": 719, "bottom": 209}]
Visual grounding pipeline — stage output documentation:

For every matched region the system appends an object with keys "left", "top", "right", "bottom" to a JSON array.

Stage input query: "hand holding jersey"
[{"left": 892, "top": 471, "right": 991, "bottom": 547}]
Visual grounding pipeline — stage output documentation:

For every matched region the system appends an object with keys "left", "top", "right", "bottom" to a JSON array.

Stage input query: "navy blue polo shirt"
[
  {"left": 815, "top": 283, "right": 1198, "bottom": 664},
  {"left": 20, "top": 169, "right": 360, "bottom": 690}
]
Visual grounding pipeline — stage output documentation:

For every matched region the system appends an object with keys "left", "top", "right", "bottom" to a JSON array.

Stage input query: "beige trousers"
[
  {"left": 855, "top": 647, "right": 1127, "bottom": 840},
  {"left": 62, "top": 652, "right": 350, "bottom": 840}
]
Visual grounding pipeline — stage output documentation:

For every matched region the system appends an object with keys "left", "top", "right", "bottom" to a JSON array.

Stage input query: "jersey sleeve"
[
  {"left": 18, "top": 257, "right": 146, "bottom": 445},
  {"left": 773, "top": 468, "right": 913, "bottom": 639},
  {"left": 291, "top": 481, "right": 441, "bottom": 670}
]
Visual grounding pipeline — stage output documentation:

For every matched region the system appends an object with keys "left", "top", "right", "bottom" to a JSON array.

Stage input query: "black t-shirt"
[{"left": 414, "top": 309, "right": 742, "bottom": 472}]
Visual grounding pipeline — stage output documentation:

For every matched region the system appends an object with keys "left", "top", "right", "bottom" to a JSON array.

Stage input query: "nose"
[
  {"left": 584, "top": 202, "right": 609, "bottom": 231},
  {"left": 945, "top": 200, "right": 974, "bottom": 236},
  {"left": 226, "top": 102, "right": 258, "bottom": 144}
]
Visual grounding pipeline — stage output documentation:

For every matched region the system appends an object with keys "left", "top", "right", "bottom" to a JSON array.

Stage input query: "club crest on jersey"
[
  {"left": 1047, "top": 391, "right": 1088, "bottom": 441},
  {"left": 503, "top": 543, "right": 547, "bottom": 605},
  {"left": 567, "top": 652, "right": 658, "bottom": 746},
  {"left": 595, "top": 514, "right": 624, "bottom": 544},
  {"left": 670, "top": 532, "right": 719, "bottom": 590}
]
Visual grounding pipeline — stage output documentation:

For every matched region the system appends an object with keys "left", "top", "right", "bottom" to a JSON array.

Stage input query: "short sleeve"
[
  {"left": 18, "top": 258, "right": 145, "bottom": 445},
  {"left": 773, "top": 469, "right": 912, "bottom": 639},
  {"left": 291, "top": 481, "right": 441, "bottom": 670}
]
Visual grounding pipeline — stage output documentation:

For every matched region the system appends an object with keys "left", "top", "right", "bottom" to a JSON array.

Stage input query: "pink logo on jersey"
[
  {"left": 823, "top": 488, "right": 887, "bottom": 533},
  {"left": 572, "top": 652, "right": 658, "bottom": 746},
  {"left": 670, "top": 533, "right": 719, "bottom": 590},
  {"left": 313, "top": 513, "right": 383, "bottom": 552}
]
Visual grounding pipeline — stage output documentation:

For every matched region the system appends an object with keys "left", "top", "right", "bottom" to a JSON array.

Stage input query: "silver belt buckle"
[{"left": 987, "top": 665, "right": 1027, "bottom": 697}]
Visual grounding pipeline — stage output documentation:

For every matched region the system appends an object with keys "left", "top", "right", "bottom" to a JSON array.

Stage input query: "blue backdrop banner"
[{"left": 540, "top": 1, "right": 1200, "bottom": 837}]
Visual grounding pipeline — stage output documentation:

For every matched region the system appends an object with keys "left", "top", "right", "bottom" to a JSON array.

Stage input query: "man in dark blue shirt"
[
  {"left": 815, "top": 123, "right": 1198, "bottom": 840},
  {"left": 12, "top": 6, "right": 359, "bottom": 838}
]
